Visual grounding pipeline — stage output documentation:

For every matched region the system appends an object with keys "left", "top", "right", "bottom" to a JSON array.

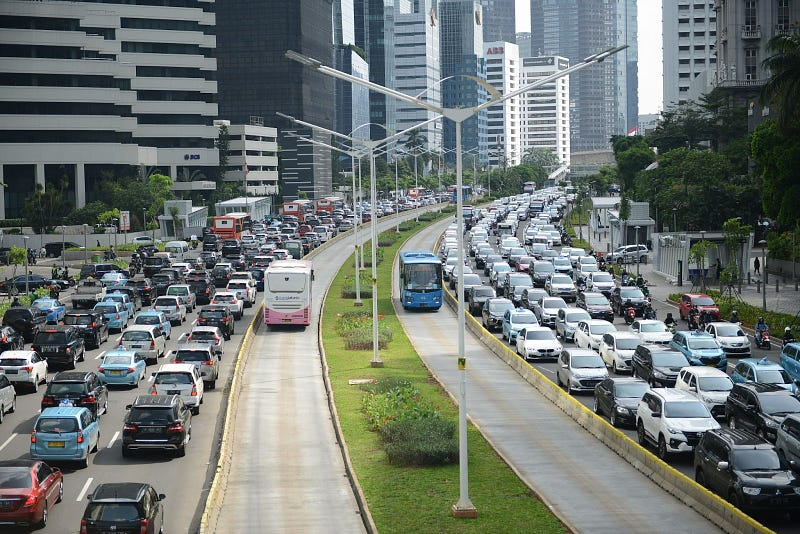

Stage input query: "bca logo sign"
[
  {"left": 184, "top": 154, "right": 200, "bottom": 160},
  {"left": 487, "top": 47, "right": 504, "bottom": 55}
]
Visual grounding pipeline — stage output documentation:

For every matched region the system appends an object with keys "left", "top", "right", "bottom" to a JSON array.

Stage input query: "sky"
[{"left": 515, "top": 0, "right": 663, "bottom": 116}]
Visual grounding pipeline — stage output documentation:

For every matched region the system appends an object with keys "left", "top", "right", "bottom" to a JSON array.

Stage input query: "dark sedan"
[
  {"left": 593, "top": 377, "right": 649, "bottom": 428},
  {"left": 0, "top": 275, "right": 50, "bottom": 293},
  {"left": 576, "top": 292, "right": 615, "bottom": 322}
]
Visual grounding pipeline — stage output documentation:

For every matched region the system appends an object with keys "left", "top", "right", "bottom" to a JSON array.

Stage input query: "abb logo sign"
[{"left": 486, "top": 46, "right": 504, "bottom": 55}]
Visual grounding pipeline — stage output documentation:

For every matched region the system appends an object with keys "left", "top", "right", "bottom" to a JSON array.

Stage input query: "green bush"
[
  {"left": 383, "top": 418, "right": 458, "bottom": 466},
  {"left": 362, "top": 383, "right": 440, "bottom": 430},
  {"left": 362, "top": 248, "right": 384, "bottom": 267},
  {"left": 342, "top": 324, "right": 393, "bottom": 350},
  {"left": 377, "top": 232, "right": 399, "bottom": 247},
  {"left": 340, "top": 274, "right": 372, "bottom": 299}
]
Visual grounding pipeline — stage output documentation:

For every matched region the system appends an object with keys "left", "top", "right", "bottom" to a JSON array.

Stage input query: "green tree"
[
  {"left": 722, "top": 217, "right": 752, "bottom": 280},
  {"left": 688, "top": 239, "right": 717, "bottom": 291},
  {"left": 761, "top": 31, "right": 800, "bottom": 133},
  {"left": 215, "top": 124, "right": 231, "bottom": 183},
  {"left": 24, "top": 180, "right": 72, "bottom": 233},
  {"left": 521, "top": 147, "right": 558, "bottom": 168},
  {"left": 146, "top": 174, "right": 175, "bottom": 221},
  {"left": 97, "top": 208, "right": 121, "bottom": 226},
  {"left": 7, "top": 246, "right": 26, "bottom": 279},
  {"left": 751, "top": 119, "right": 800, "bottom": 227}
]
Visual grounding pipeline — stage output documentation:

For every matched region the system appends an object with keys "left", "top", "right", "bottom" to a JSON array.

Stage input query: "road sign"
[{"left": 120, "top": 211, "right": 130, "bottom": 231}]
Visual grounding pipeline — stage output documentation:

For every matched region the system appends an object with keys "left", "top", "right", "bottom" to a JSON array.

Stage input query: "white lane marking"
[
  {"left": 537, "top": 367, "right": 556, "bottom": 375},
  {"left": 191, "top": 318, "right": 197, "bottom": 326},
  {"left": 95, "top": 350, "right": 107, "bottom": 360},
  {"left": 148, "top": 375, "right": 154, "bottom": 382},
  {"left": 107, "top": 431, "right": 120, "bottom": 449},
  {"left": 0, "top": 433, "right": 18, "bottom": 453},
  {"left": 76, "top": 477, "right": 93, "bottom": 502}
]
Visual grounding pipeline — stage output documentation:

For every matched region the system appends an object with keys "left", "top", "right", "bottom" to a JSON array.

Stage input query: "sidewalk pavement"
[{"left": 576, "top": 225, "right": 800, "bottom": 319}]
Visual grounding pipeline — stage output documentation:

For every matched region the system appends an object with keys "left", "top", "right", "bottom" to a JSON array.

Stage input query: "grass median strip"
[{"left": 321, "top": 216, "right": 564, "bottom": 533}]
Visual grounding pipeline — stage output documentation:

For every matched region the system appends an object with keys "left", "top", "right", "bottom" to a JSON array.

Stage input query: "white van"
[{"left": 165, "top": 240, "right": 190, "bottom": 260}]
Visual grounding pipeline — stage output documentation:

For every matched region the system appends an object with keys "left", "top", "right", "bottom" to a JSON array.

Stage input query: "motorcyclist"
[
  {"left": 51, "top": 266, "right": 58, "bottom": 279},
  {"left": 699, "top": 309, "right": 711, "bottom": 330},
  {"left": 10, "top": 296, "right": 20, "bottom": 307},
  {"left": 755, "top": 317, "right": 769, "bottom": 343},
  {"left": 783, "top": 326, "right": 795, "bottom": 345},
  {"left": 49, "top": 283, "right": 60, "bottom": 300},
  {"left": 664, "top": 312, "right": 677, "bottom": 331},
  {"left": 688, "top": 305, "right": 700, "bottom": 329},
  {"left": 729, "top": 310, "right": 741, "bottom": 324},
  {"left": 620, "top": 269, "right": 629, "bottom": 285}
]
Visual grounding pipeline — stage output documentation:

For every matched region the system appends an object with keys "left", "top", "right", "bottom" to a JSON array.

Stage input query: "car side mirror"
[
  {"left": 651, "top": 412, "right": 661, "bottom": 418},
  {"left": 158, "top": 493, "right": 166, "bottom": 501},
  {"left": 717, "top": 461, "right": 729, "bottom": 470},
  {"left": 125, "top": 404, "right": 132, "bottom": 410},
  {"left": 561, "top": 364, "right": 568, "bottom": 369}
]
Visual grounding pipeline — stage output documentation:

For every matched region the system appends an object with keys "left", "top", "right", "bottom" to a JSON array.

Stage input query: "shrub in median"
[
  {"left": 341, "top": 272, "right": 372, "bottom": 298},
  {"left": 335, "top": 311, "right": 393, "bottom": 350}
]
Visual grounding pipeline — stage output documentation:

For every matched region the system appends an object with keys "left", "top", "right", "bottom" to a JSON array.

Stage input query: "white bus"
[{"left": 263, "top": 259, "right": 313, "bottom": 327}]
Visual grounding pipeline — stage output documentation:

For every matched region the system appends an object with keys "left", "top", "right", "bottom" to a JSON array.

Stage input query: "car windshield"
[
  {"left": 200, "top": 310, "right": 225, "bottom": 319},
  {"left": 489, "top": 301, "right": 514, "bottom": 314},
  {"left": 592, "top": 273, "right": 613, "bottom": 282},
  {"left": 474, "top": 288, "right": 494, "bottom": 298},
  {"left": 760, "top": 394, "right": 800, "bottom": 415},
  {"left": 664, "top": 401, "right": 710, "bottom": 418},
  {"left": 640, "top": 323, "right": 667, "bottom": 333},
  {"left": 509, "top": 274, "right": 530, "bottom": 284},
  {"left": 616, "top": 338, "right": 641, "bottom": 350},
  {"left": 714, "top": 324, "right": 744, "bottom": 337},
  {"left": 616, "top": 383, "right": 650, "bottom": 398},
  {"left": 35, "top": 417, "right": 78, "bottom": 433},
  {"left": 154, "top": 373, "right": 192, "bottom": 385},
  {"left": 135, "top": 315, "right": 160, "bottom": 325},
  {"left": 584, "top": 296, "right": 609, "bottom": 306},
  {"left": 167, "top": 287, "right": 188, "bottom": 295},
  {"left": 652, "top": 352, "right": 690, "bottom": 367},
  {"left": 122, "top": 331, "right": 151, "bottom": 341},
  {"left": 494, "top": 264, "right": 511, "bottom": 273},
  {"left": 571, "top": 355, "right": 605, "bottom": 368},
  {"left": 174, "top": 351, "right": 208, "bottom": 362},
  {"left": 687, "top": 338, "right": 719, "bottom": 349},
  {"left": 47, "top": 382, "right": 85, "bottom": 395},
  {"left": 103, "top": 355, "right": 133, "bottom": 365},
  {"left": 215, "top": 295, "right": 235, "bottom": 303},
  {"left": 154, "top": 298, "right": 178, "bottom": 307},
  {"left": 565, "top": 312, "right": 590, "bottom": 323},
  {"left": 534, "top": 264, "right": 555, "bottom": 273},
  {"left": 525, "top": 330, "right": 555, "bottom": 341},
  {"left": 732, "top": 449, "right": 783, "bottom": 471},
  {"left": 512, "top": 314, "right": 537, "bottom": 325},
  {"left": 191, "top": 332, "right": 217, "bottom": 341},
  {"left": 620, "top": 288, "right": 645, "bottom": 299},
  {"left": 693, "top": 297, "right": 715, "bottom": 306},
  {"left": 84, "top": 502, "right": 142, "bottom": 522},
  {"left": 0, "top": 358, "right": 27, "bottom": 366},
  {"left": 33, "top": 332, "right": 66, "bottom": 344},
  {"left": 757, "top": 369, "right": 793, "bottom": 385},
  {"left": 553, "top": 258, "right": 571, "bottom": 267},
  {"left": 590, "top": 323, "right": 616, "bottom": 335},
  {"left": 151, "top": 275, "right": 170, "bottom": 283},
  {"left": 95, "top": 305, "right": 117, "bottom": 314},
  {"left": 698, "top": 376, "right": 733, "bottom": 392},
  {"left": 0, "top": 468, "right": 32, "bottom": 488},
  {"left": 580, "top": 265, "right": 599, "bottom": 273},
  {"left": 543, "top": 299, "right": 567, "bottom": 309},
  {"left": 550, "top": 275, "right": 572, "bottom": 284}
]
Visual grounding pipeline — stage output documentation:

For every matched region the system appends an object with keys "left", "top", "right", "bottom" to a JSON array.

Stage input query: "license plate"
[
  {"left": 43, "top": 346, "right": 59, "bottom": 352},
  {"left": 0, "top": 500, "right": 13, "bottom": 510},
  {"left": 131, "top": 343, "right": 146, "bottom": 348},
  {"left": 4, "top": 369, "right": 17, "bottom": 374},
  {"left": 141, "top": 427, "right": 163, "bottom": 434},
  {"left": 59, "top": 399, "right": 74, "bottom": 407},
  {"left": 48, "top": 441, "right": 65, "bottom": 448},
  {"left": 167, "top": 389, "right": 181, "bottom": 395},
  {"left": 282, "top": 318, "right": 291, "bottom": 323},
  {"left": 108, "top": 370, "right": 123, "bottom": 376}
]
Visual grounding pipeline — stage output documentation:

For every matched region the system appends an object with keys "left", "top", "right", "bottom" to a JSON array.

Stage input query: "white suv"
[
  {"left": 674, "top": 366, "right": 733, "bottom": 419},
  {"left": 636, "top": 388, "right": 720, "bottom": 460},
  {"left": 606, "top": 244, "right": 648, "bottom": 265}
]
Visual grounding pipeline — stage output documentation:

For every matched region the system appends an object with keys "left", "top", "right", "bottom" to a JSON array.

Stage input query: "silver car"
[
  {"left": 555, "top": 348, "right": 609, "bottom": 394},
  {"left": 186, "top": 326, "right": 226, "bottom": 357},
  {"left": 171, "top": 343, "right": 220, "bottom": 389}
]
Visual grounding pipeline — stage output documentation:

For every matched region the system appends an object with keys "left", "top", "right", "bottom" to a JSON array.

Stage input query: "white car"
[
  {"left": 629, "top": 319, "right": 673, "bottom": 345},
  {"left": 117, "top": 324, "right": 167, "bottom": 365},
  {"left": 599, "top": 331, "right": 642, "bottom": 374},
  {"left": 574, "top": 319, "right": 617, "bottom": 352},
  {"left": 636, "top": 388, "right": 720, "bottom": 460},
  {"left": 226, "top": 280, "right": 257, "bottom": 308},
  {"left": 515, "top": 326, "right": 562, "bottom": 361},
  {"left": 150, "top": 363, "right": 204, "bottom": 414},
  {"left": 705, "top": 321, "right": 752, "bottom": 358},
  {"left": 674, "top": 366, "right": 733, "bottom": 419},
  {"left": 586, "top": 271, "right": 615, "bottom": 295},
  {"left": 212, "top": 291, "right": 244, "bottom": 320},
  {"left": 0, "top": 350, "right": 47, "bottom": 391},
  {"left": 152, "top": 295, "right": 187, "bottom": 326},
  {"left": 171, "top": 262, "right": 193, "bottom": 276}
]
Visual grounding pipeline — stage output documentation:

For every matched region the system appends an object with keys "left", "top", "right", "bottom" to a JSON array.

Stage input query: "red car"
[
  {"left": 0, "top": 459, "right": 63, "bottom": 528},
  {"left": 678, "top": 293, "right": 720, "bottom": 322}
]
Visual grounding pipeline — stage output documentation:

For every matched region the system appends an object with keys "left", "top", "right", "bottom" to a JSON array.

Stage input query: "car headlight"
[
  {"left": 665, "top": 425, "right": 682, "bottom": 435},
  {"left": 653, "top": 370, "right": 666, "bottom": 379},
  {"left": 742, "top": 487, "right": 761, "bottom": 496},
  {"left": 764, "top": 418, "right": 779, "bottom": 428},
  {"left": 794, "top": 487, "right": 800, "bottom": 495},
  {"left": 615, "top": 406, "right": 630, "bottom": 414}
]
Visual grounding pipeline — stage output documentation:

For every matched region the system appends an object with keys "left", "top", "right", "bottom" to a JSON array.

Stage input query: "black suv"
[
  {"left": 128, "top": 277, "right": 158, "bottom": 306},
  {"left": 631, "top": 344, "right": 689, "bottom": 387},
  {"left": 725, "top": 382, "right": 800, "bottom": 442},
  {"left": 694, "top": 428, "right": 800, "bottom": 513},
  {"left": 576, "top": 291, "right": 615, "bottom": 322},
  {"left": 31, "top": 326, "right": 86, "bottom": 369},
  {"left": 610, "top": 286, "right": 648, "bottom": 317},
  {"left": 81, "top": 482, "right": 165, "bottom": 533},
  {"left": 197, "top": 305, "right": 234, "bottom": 340},
  {"left": 63, "top": 312, "right": 109, "bottom": 349},
  {"left": 467, "top": 286, "right": 495, "bottom": 315},
  {"left": 211, "top": 265, "right": 233, "bottom": 288},
  {"left": 41, "top": 371, "right": 108, "bottom": 417},
  {"left": 79, "top": 263, "right": 117, "bottom": 280},
  {"left": 149, "top": 272, "right": 175, "bottom": 296},
  {"left": 122, "top": 395, "right": 192, "bottom": 457},
  {"left": 187, "top": 278, "right": 216, "bottom": 305},
  {"left": 202, "top": 233, "right": 221, "bottom": 252},
  {"left": 2, "top": 306, "right": 47, "bottom": 342},
  {"left": 221, "top": 239, "right": 241, "bottom": 257},
  {"left": 143, "top": 256, "right": 170, "bottom": 278}
]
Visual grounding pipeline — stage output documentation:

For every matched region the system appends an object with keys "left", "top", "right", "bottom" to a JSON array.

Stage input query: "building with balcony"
[
  {"left": 221, "top": 121, "right": 279, "bottom": 198},
  {"left": 519, "top": 56, "right": 570, "bottom": 166},
  {"left": 484, "top": 42, "right": 521, "bottom": 168},
  {"left": 0, "top": 0, "right": 219, "bottom": 219}
]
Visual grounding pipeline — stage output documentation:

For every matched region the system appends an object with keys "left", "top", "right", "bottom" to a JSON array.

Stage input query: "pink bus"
[{"left": 263, "top": 259, "right": 313, "bottom": 326}]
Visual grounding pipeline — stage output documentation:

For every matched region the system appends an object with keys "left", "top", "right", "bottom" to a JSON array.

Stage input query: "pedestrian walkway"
[{"left": 577, "top": 225, "right": 800, "bottom": 319}]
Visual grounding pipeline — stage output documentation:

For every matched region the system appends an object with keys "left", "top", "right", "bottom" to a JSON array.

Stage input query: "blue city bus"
[{"left": 398, "top": 251, "right": 443, "bottom": 310}]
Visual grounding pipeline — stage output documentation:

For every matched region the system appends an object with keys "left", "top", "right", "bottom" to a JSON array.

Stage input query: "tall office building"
[
  {"left": 479, "top": 0, "right": 516, "bottom": 43},
  {"left": 484, "top": 42, "right": 521, "bottom": 168},
  {"left": 663, "top": 1, "right": 717, "bottom": 109},
  {"left": 0, "top": 0, "right": 219, "bottom": 218},
  {"left": 530, "top": 0, "right": 637, "bottom": 151},
  {"left": 390, "top": 6, "right": 442, "bottom": 155},
  {"left": 439, "top": 0, "right": 488, "bottom": 164},
  {"left": 714, "top": 0, "right": 800, "bottom": 126},
  {"left": 519, "top": 56, "right": 570, "bottom": 166},
  {"left": 216, "top": 0, "right": 334, "bottom": 201}
]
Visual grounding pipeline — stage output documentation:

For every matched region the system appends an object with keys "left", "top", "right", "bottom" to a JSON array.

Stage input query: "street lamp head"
[
  {"left": 285, "top": 50, "right": 322, "bottom": 69},
  {"left": 759, "top": 239, "right": 767, "bottom": 247}
]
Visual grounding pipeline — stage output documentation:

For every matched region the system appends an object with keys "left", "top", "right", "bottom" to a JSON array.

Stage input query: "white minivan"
[{"left": 164, "top": 240, "right": 190, "bottom": 260}]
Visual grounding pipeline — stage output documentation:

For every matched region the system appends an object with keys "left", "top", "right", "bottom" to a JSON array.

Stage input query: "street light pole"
[
  {"left": 83, "top": 225, "right": 88, "bottom": 265},
  {"left": 635, "top": 225, "right": 641, "bottom": 278},
  {"left": 760, "top": 239, "right": 767, "bottom": 311},
  {"left": 352, "top": 155, "right": 362, "bottom": 306},
  {"left": 61, "top": 222, "right": 66, "bottom": 270},
  {"left": 23, "top": 236, "right": 29, "bottom": 295},
  {"left": 699, "top": 230, "right": 706, "bottom": 293},
  {"left": 672, "top": 207, "right": 677, "bottom": 233}
]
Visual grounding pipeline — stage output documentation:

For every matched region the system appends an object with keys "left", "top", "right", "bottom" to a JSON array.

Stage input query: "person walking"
[
  {"left": 754, "top": 256, "right": 761, "bottom": 276},
  {"left": 715, "top": 259, "right": 722, "bottom": 280}
]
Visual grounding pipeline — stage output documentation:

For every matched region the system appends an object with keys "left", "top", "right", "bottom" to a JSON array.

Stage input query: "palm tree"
[{"left": 761, "top": 31, "right": 800, "bottom": 131}]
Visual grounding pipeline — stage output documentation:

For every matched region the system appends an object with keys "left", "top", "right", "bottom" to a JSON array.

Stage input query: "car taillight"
[
  {"left": 214, "top": 335, "right": 220, "bottom": 343},
  {"left": 48, "top": 308, "right": 54, "bottom": 314},
  {"left": 22, "top": 365, "right": 33, "bottom": 372},
  {"left": 98, "top": 367, "right": 105, "bottom": 374},
  {"left": 91, "top": 321, "right": 97, "bottom": 328},
  {"left": 150, "top": 340, "right": 155, "bottom": 350},
  {"left": 31, "top": 430, "right": 37, "bottom": 443},
  {"left": 205, "top": 288, "right": 210, "bottom": 294},
  {"left": 166, "top": 423, "right": 183, "bottom": 433},
  {"left": 115, "top": 313, "right": 120, "bottom": 319},
  {"left": 150, "top": 384, "right": 157, "bottom": 395},
  {"left": 190, "top": 385, "right": 197, "bottom": 397},
  {"left": 127, "top": 367, "right": 135, "bottom": 374},
  {"left": 203, "top": 360, "right": 214, "bottom": 366},
  {"left": 66, "top": 347, "right": 72, "bottom": 353},
  {"left": 140, "top": 518, "right": 149, "bottom": 534},
  {"left": 80, "top": 395, "right": 96, "bottom": 405},
  {"left": 123, "top": 423, "right": 137, "bottom": 433},
  {"left": 76, "top": 431, "right": 84, "bottom": 444},
  {"left": 23, "top": 493, "right": 37, "bottom": 507},
  {"left": 41, "top": 396, "right": 56, "bottom": 406},
  {"left": 1, "top": 335, "right": 6, "bottom": 343},
  {"left": 221, "top": 317, "right": 229, "bottom": 322}
]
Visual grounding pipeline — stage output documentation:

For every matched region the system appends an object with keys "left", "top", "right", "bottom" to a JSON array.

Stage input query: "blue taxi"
[
  {"left": 98, "top": 348, "right": 147, "bottom": 387},
  {"left": 92, "top": 301, "right": 129, "bottom": 332},
  {"left": 31, "top": 298, "right": 66, "bottom": 324},
  {"left": 501, "top": 308, "right": 538, "bottom": 345},
  {"left": 732, "top": 357, "right": 798, "bottom": 393},
  {"left": 133, "top": 310, "right": 172, "bottom": 340},
  {"left": 670, "top": 330, "right": 727, "bottom": 370},
  {"left": 103, "top": 292, "right": 135, "bottom": 317},
  {"left": 30, "top": 407, "right": 100, "bottom": 468}
]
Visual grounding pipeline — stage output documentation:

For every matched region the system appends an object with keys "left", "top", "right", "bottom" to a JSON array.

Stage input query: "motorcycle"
[
  {"left": 755, "top": 328, "right": 771, "bottom": 350},
  {"left": 688, "top": 312, "right": 700, "bottom": 330},
  {"left": 576, "top": 278, "right": 587, "bottom": 293},
  {"left": 643, "top": 304, "right": 656, "bottom": 320},
  {"left": 624, "top": 305, "right": 636, "bottom": 326},
  {"left": 665, "top": 322, "right": 677, "bottom": 334},
  {"left": 784, "top": 335, "right": 796, "bottom": 347}
]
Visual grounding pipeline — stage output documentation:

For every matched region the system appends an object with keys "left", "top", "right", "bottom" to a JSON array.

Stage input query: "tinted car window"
[{"left": 84, "top": 503, "right": 141, "bottom": 521}]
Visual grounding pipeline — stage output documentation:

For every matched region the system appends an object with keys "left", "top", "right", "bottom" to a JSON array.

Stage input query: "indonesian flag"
[
  {"left": 627, "top": 126, "right": 637, "bottom": 136},
  {"left": 245, "top": 164, "right": 249, "bottom": 174}
]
